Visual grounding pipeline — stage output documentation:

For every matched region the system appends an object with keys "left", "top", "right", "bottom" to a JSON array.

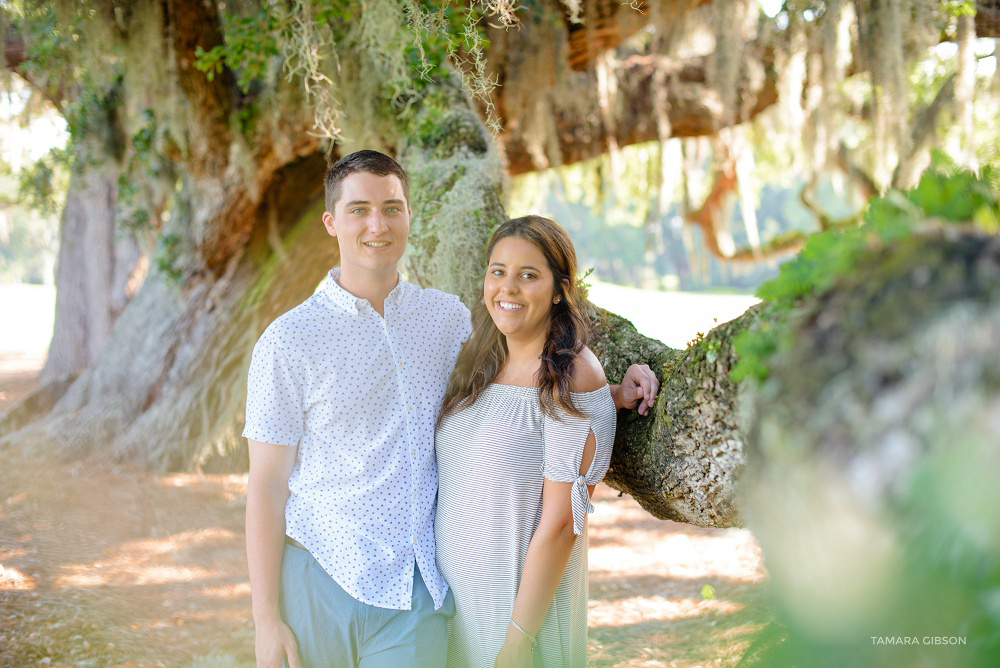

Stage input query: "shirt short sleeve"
[
  {"left": 541, "top": 387, "right": 617, "bottom": 534},
  {"left": 243, "top": 328, "right": 304, "bottom": 446}
]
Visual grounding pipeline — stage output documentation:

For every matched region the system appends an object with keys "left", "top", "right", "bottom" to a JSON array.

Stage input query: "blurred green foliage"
[
  {"left": 1, "top": 160, "right": 61, "bottom": 284},
  {"left": 731, "top": 153, "right": 1000, "bottom": 383},
  {"left": 16, "top": 147, "right": 71, "bottom": 217}
]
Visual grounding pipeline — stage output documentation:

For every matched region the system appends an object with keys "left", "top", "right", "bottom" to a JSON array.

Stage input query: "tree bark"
[{"left": 399, "top": 72, "right": 507, "bottom": 308}]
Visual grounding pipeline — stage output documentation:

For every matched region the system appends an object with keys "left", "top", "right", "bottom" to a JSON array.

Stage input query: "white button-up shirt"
[{"left": 243, "top": 269, "right": 471, "bottom": 610}]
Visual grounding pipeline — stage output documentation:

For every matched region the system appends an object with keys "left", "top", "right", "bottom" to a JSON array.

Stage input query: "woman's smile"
[{"left": 484, "top": 236, "right": 558, "bottom": 343}]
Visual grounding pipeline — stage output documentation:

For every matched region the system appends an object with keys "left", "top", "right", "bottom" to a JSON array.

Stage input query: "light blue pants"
[{"left": 280, "top": 543, "right": 454, "bottom": 668}]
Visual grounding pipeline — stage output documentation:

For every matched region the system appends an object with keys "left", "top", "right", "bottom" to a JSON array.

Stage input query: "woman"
[{"left": 436, "top": 215, "right": 617, "bottom": 668}]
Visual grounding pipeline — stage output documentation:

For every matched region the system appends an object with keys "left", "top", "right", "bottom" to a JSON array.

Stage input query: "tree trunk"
[
  {"left": 0, "top": 0, "right": 770, "bottom": 521},
  {"left": 399, "top": 71, "right": 751, "bottom": 529},
  {"left": 41, "top": 152, "right": 146, "bottom": 385},
  {"left": 1, "top": 152, "right": 334, "bottom": 470}
]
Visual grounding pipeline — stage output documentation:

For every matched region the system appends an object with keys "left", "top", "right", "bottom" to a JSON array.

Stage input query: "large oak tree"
[{"left": 2, "top": 6, "right": 1000, "bottom": 662}]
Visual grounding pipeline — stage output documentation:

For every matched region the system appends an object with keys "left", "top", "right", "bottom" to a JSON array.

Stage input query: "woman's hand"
[
  {"left": 494, "top": 626, "right": 533, "bottom": 668},
  {"left": 613, "top": 363, "right": 660, "bottom": 415}
]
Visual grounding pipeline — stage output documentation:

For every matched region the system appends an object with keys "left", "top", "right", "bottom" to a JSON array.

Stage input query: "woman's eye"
[
  {"left": 491, "top": 269, "right": 504, "bottom": 276},
  {"left": 521, "top": 273, "right": 535, "bottom": 280}
]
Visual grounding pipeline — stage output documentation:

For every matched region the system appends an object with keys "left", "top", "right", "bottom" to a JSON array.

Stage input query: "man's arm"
[
  {"left": 246, "top": 439, "right": 301, "bottom": 668},
  {"left": 610, "top": 363, "right": 660, "bottom": 415}
]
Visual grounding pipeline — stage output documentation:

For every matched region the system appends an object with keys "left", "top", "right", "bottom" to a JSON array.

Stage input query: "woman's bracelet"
[{"left": 509, "top": 618, "right": 537, "bottom": 648}]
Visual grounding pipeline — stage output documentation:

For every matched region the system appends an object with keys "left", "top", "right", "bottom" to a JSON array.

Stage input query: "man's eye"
[
  {"left": 351, "top": 208, "right": 365, "bottom": 215},
  {"left": 386, "top": 207, "right": 400, "bottom": 214}
]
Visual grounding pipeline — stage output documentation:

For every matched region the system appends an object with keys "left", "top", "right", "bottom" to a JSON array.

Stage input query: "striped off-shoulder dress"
[{"left": 435, "top": 383, "right": 617, "bottom": 668}]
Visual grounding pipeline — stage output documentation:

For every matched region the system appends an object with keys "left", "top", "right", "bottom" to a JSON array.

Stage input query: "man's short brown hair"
[{"left": 325, "top": 150, "right": 410, "bottom": 213}]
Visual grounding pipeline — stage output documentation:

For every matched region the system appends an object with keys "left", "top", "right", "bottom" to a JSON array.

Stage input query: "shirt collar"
[{"left": 322, "top": 268, "right": 407, "bottom": 315}]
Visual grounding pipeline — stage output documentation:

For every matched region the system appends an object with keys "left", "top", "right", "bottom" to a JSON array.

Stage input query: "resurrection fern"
[{"left": 731, "top": 155, "right": 1000, "bottom": 383}]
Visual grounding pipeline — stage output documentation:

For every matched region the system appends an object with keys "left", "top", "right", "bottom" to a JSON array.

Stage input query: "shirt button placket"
[{"left": 394, "top": 322, "right": 419, "bottom": 578}]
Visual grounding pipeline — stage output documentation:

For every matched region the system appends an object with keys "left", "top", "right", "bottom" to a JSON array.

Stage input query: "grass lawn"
[
  {"left": 586, "top": 279, "right": 758, "bottom": 349},
  {"left": 0, "top": 283, "right": 55, "bottom": 356}
]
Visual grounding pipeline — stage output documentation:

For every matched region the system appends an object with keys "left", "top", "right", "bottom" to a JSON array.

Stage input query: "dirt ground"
[{"left": 0, "top": 356, "right": 769, "bottom": 667}]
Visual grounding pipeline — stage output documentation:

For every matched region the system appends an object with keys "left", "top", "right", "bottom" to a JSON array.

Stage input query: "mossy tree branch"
[{"left": 589, "top": 306, "right": 750, "bottom": 528}]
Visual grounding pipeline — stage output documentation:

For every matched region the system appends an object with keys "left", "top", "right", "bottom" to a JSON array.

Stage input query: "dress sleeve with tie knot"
[{"left": 540, "top": 385, "right": 618, "bottom": 535}]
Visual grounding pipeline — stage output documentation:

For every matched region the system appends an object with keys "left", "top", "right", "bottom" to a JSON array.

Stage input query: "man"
[{"left": 244, "top": 150, "right": 658, "bottom": 668}]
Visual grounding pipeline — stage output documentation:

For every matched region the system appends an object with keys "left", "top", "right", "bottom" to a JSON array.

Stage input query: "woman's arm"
[
  {"left": 246, "top": 440, "right": 302, "bottom": 668},
  {"left": 494, "top": 347, "right": 609, "bottom": 666},
  {"left": 494, "top": 430, "right": 599, "bottom": 668}
]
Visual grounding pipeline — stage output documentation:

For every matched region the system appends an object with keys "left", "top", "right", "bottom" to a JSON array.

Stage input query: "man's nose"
[{"left": 368, "top": 211, "right": 389, "bottom": 233}]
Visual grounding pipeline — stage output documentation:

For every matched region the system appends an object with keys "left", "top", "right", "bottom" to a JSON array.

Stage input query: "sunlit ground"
[
  {"left": 0, "top": 281, "right": 767, "bottom": 666},
  {"left": 586, "top": 279, "right": 758, "bottom": 349}
]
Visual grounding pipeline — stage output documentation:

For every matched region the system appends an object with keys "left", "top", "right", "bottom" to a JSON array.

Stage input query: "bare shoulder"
[{"left": 570, "top": 346, "right": 608, "bottom": 393}]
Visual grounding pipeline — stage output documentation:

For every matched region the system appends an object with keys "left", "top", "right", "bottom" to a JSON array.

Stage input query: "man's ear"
[{"left": 322, "top": 211, "right": 337, "bottom": 237}]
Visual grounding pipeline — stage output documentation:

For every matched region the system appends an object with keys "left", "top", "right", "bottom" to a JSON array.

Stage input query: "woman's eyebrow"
[{"left": 489, "top": 262, "right": 540, "bottom": 270}]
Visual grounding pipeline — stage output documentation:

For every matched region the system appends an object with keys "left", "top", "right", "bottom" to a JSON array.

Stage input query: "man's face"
[{"left": 322, "top": 172, "right": 410, "bottom": 276}]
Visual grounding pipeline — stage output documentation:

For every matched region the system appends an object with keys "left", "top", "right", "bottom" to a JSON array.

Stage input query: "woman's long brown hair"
[{"left": 439, "top": 215, "right": 591, "bottom": 422}]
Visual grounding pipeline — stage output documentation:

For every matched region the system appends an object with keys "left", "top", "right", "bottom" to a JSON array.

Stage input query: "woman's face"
[{"left": 484, "top": 236, "right": 559, "bottom": 344}]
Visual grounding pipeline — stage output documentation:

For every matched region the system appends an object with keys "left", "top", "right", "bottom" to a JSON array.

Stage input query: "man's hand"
[
  {"left": 613, "top": 363, "right": 660, "bottom": 415},
  {"left": 254, "top": 616, "right": 301, "bottom": 668}
]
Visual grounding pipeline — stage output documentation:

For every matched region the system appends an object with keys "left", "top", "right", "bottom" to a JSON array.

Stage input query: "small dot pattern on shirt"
[{"left": 243, "top": 268, "right": 471, "bottom": 610}]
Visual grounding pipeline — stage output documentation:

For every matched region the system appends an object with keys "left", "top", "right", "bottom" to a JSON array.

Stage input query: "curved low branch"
[
  {"left": 500, "top": 50, "right": 779, "bottom": 174},
  {"left": 589, "top": 306, "right": 750, "bottom": 528}
]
